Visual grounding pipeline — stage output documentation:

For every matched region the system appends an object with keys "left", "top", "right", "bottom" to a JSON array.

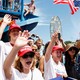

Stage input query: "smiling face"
[
  {"left": 52, "top": 49, "right": 63, "bottom": 63},
  {"left": 9, "top": 28, "right": 20, "bottom": 41}
]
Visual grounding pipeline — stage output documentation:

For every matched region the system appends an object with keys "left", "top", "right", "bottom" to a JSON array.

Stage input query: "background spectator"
[
  {"left": 24, "top": 0, "right": 36, "bottom": 16},
  {"left": 64, "top": 43, "right": 79, "bottom": 79}
]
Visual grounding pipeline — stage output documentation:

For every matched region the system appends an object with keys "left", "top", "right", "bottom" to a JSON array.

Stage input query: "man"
[
  {"left": 44, "top": 32, "right": 68, "bottom": 80},
  {"left": 0, "top": 14, "right": 22, "bottom": 80},
  {"left": 24, "top": 0, "right": 36, "bottom": 16}
]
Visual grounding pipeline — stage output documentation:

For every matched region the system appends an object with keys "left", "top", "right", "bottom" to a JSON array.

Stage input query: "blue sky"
[{"left": 26, "top": 0, "right": 80, "bottom": 44}]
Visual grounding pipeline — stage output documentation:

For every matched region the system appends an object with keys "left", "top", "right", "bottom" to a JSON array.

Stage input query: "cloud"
[
  {"left": 71, "top": 17, "right": 80, "bottom": 40},
  {"left": 38, "top": 22, "right": 49, "bottom": 26},
  {"left": 35, "top": 7, "right": 49, "bottom": 26}
]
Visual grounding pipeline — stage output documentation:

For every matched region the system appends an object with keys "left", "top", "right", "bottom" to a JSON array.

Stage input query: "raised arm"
[
  {"left": 3, "top": 30, "right": 30, "bottom": 79},
  {"left": 0, "top": 14, "right": 11, "bottom": 39},
  {"left": 24, "top": 3, "right": 29, "bottom": 6},
  {"left": 45, "top": 32, "right": 58, "bottom": 62},
  {"left": 59, "top": 38, "right": 66, "bottom": 52}
]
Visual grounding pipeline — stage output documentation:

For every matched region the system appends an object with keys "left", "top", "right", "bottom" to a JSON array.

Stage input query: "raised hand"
[
  {"left": 14, "top": 30, "right": 30, "bottom": 48},
  {"left": 3, "top": 14, "right": 12, "bottom": 25},
  {"left": 51, "top": 31, "right": 59, "bottom": 43}
]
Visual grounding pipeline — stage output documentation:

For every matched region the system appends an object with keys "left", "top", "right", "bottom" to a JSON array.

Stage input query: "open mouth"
[
  {"left": 57, "top": 53, "right": 61, "bottom": 57},
  {"left": 26, "top": 61, "right": 32, "bottom": 65}
]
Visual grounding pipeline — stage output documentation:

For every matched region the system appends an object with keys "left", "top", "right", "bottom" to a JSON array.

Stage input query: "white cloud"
[
  {"left": 35, "top": 7, "right": 49, "bottom": 26},
  {"left": 71, "top": 17, "right": 80, "bottom": 40}
]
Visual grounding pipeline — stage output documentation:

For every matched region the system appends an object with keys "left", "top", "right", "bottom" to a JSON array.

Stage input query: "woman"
[
  {"left": 0, "top": 14, "right": 22, "bottom": 80},
  {"left": 3, "top": 30, "right": 44, "bottom": 80},
  {"left": 64, "top": 43, "right": 79, "bottom": 78},
  {"left": 44, "top": 32, "right": 68, "bottom": 80}
]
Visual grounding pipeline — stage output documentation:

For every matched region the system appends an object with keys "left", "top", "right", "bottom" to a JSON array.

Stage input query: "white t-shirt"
[
  {"left": 44, "top": 55, "right": 67, "bottom": 80},
  {"left": 9, "top": 67, "right": 44, "bottom": 80},
  {"left": 0, "top": 41, "right": 12, "bottom": 80}
]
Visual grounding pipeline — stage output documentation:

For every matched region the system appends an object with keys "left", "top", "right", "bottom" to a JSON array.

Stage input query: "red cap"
[
  {"left": 9, "top": 23, "right": 22, "bottom": 31},
  {"left": 18, "top": 46, "right": 35, "bottom": 57},
  {"left": 52, "top": 46, "right": 64, "bottom": 52}
]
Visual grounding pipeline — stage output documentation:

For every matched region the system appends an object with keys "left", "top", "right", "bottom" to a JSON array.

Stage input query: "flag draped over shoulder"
[{"left": 53, "top": 0, "right": 79, "bottom": 14}]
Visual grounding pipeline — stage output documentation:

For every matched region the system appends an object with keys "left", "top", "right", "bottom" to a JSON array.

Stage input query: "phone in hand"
[{"left": 58, "top": 33, "right": 61, "bottom": 40}]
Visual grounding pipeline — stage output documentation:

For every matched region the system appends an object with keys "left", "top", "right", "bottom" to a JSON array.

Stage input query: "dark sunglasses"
[
  {"left": 22, "top": 53, "right": 34, "bottom": 59},
  {"left": 32, "top": 49, "right": 37, "bottom": 52},
  {"left": 69, "top": 48, "right": 75, "bottom": 51}
]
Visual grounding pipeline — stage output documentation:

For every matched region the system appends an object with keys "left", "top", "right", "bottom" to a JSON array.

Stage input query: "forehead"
[
  {"left": 52, "top": 49, "right": 63, "bottom": 53},
  {"left": 10, "top": 28, "right": 20, "bottom": 32}
]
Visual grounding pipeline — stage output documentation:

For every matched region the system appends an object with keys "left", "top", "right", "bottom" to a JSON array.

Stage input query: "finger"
[
  {"left": 18, "top": 31, "right": 22, "bottom": 37},
  {"left": 24, "top": 32, "right": 30, "bottom": 39},
  {"left": 22, "top": 30, "right": 30, "bottom": 38}
]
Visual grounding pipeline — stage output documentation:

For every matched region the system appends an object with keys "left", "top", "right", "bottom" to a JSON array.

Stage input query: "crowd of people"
[{"left": 0, "top": 14, "right": 80, "bottom": 80}]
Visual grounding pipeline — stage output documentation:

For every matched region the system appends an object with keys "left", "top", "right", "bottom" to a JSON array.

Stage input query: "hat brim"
[
  {"left": 66, "top": 46, "right": 79, "bottom": 54},
  {"left": 52, "top": 46, "right": 64, "bottom": 52},
  {"left": 19, "top": 51, "right": 35, "bottom": 57}
]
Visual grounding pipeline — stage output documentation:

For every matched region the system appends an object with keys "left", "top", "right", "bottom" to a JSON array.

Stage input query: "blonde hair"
[
  {"left": 35, "top": 38, "right": 43, "bottom": 44},
  {"left": 14, "top": 56, "right": 37, "bottom": 72},
  {"left": 14, "top": 57, "right": 23, "bottom": 72}
]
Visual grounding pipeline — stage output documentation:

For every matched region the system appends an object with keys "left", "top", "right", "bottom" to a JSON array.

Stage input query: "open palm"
[
  {"left": 15, "top": 30, "right": 30, "bottom": 48},
  {"left": 3, "top": 14, "right": 12, "bottom": 25}
]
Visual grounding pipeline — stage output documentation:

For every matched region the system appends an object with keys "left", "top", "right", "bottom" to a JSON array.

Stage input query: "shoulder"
[
  {"left": 5, "top": 42, "right": 11, "bottom": 46},
  {"left": 33, "top": 68, "right": 44, "bottom": 80},
  {"left": 33, "top": 68, "right": 42, "bottom": 75},
  {"left": 33, "top": 68, "right": 41, "bottom": 72},
  {"left": 0, "top": 40, "right": 5, "bottom": 45}
]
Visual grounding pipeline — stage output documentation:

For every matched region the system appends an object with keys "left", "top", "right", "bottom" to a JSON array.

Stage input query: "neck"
[
  {"left": 71, "top": 56, "right": 74, "bottom": 59},
  {"left": 54, "top": 59, "right": 59, "bottom": 64},
  {"left": 52, "top": 57, "right": 59, "bottom": 64},
  {"left": 23, "top": 68, "right": 30, "bottom": 74},
  {"left": 10, "top": 39, "right": 15, "bottom": 45}
]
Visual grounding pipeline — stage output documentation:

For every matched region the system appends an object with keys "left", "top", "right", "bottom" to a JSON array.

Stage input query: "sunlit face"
[
  {"left": 36, "top": 41, "right": 42, "bottom": 49},
  {"left": 52, "top": 50, "right": 63, "bottom": 63},
  {"left": 9, "top": 28, "right": 20, "bottom": 41},
  {"left": 20, "top": 52, "right": 34, "bottom": 70}
]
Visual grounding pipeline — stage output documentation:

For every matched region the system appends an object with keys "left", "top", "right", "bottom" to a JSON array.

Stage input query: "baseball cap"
[
  {"left": 9, "top": 23, "right": 22, "bottom": 31},
  {"left": 18, "top": 46, "right": 35, "bottom": 57},
  {"left": 52, "top": 46, "right": 64, "bottom": 52}
]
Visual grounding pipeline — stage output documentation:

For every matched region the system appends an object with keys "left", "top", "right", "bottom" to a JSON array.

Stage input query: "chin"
[{"left": 13, "top": 36, "right": 18, "bottom": 40}]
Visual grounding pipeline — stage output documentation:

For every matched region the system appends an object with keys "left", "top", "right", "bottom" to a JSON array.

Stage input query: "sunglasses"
[
  {"left": 69, "top": 48, "right": 76, "bottom": 51},
  {"left": 32, "top": 49, "right": 37, "bottom": 52},
  {"left": 22, "top": 53, "right": 34, "bottom": 59}
]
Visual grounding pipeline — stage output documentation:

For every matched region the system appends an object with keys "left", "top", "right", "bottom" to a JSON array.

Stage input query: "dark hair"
[{"left": 43, "top": 41, "right": 50, "bottom": 55}]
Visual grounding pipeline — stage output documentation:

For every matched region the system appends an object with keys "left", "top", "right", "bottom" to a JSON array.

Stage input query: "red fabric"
[
  {"left": 53, "top": 0, "right": 78, "bottom": 14},
  {"left": 9, "top": 23, "right": 22, "bottom": 31},
  {"left": 52, "top": 45, "right": 64, "bottom": 52},
  {"left": 54, "top": 0, "right": 68, "bottom": 4},
  {"left": 18, "top": 46, "right": 35, "bottom": 57}
]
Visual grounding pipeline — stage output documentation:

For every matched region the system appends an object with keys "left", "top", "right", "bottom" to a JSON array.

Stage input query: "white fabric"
[
  {"left": 39, "top": 46, "right": 44, "bottom": 56},
  {"left": 44, "top": 55, "right": 67, "bottom": 80},
  {"left": 10, "top": 67, "right": 44, "bottom": 80},
  {"left": 0, "top": 41, "right": 12, "bottom": 80}
]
